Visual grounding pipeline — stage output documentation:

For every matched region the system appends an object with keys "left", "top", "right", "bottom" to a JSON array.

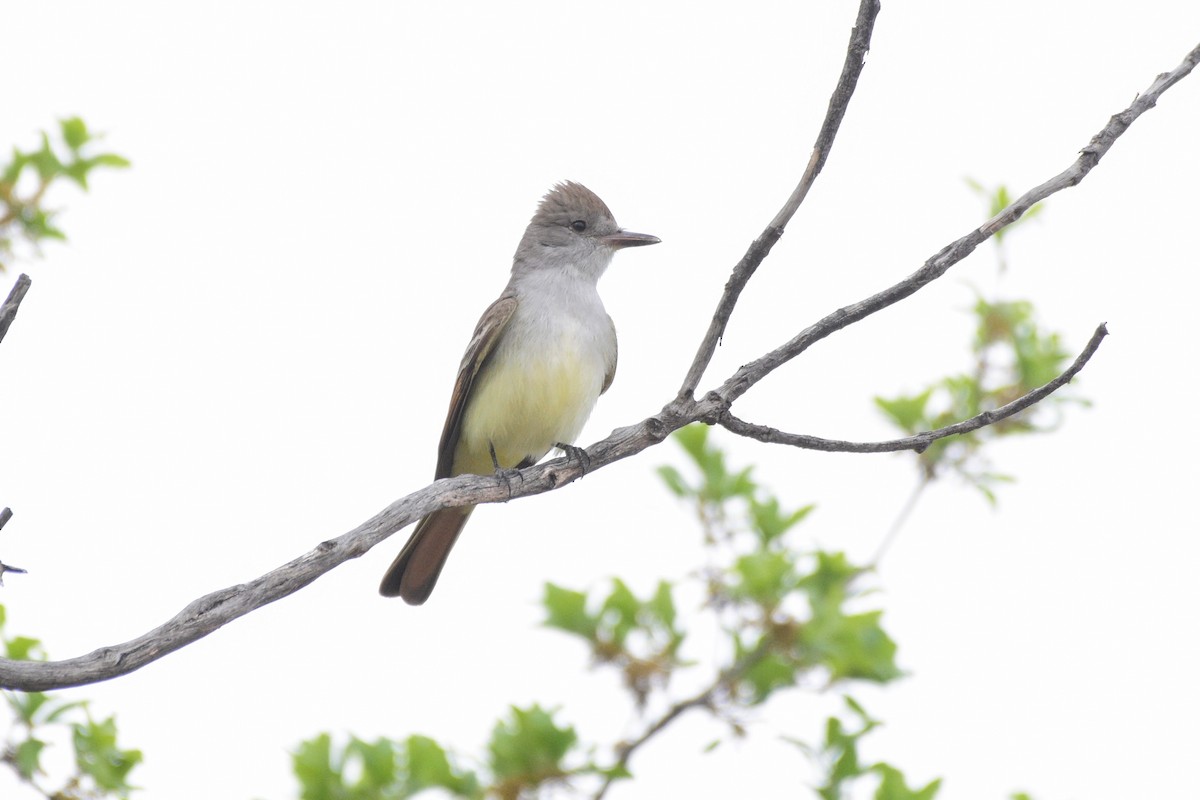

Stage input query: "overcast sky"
[{"left": 2, "top": 2, "right": 1199, "bottom": 799}]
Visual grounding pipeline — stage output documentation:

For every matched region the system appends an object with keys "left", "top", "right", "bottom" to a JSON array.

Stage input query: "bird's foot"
[
  {"left": 490, "top": 441, "right": 524, "bottom": 500},
  {"left": 555, "top": 442, "right": 591, "bottom": 476}
]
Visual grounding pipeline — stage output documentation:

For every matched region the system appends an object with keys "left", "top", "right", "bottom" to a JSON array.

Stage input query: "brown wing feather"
[
  {"left": 433, "top": 292, "right": 519, "bottom": 478},
  {"left": 601, "top": 314, "right": 617, "bottom": 395}
]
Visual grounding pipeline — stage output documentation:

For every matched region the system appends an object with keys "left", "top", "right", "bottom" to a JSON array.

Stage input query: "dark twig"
[
  {"left": 677, "top": 0, "right": 881, "bottom": 401},
  {"left": 0, "top": 508, "right": 26, "bottom": 587},
  {"left": 717, "top": 323, "right": 1108, "bottom": 453},
  {"left": 0, "top": 274, "right": 32, "bottom": 344}
]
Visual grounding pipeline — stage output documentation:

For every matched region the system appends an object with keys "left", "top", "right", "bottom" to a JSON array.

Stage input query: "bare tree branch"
[
  {"left": 717, "top": 323, "right": 1108, "bottom": 453},
  {"left": 677, "top": 0, "right": 882, "bottom": 401},
  {"left": 0, "top": 34, "right": 1193, "bottom": 692},
  {"left": 0, "top": 274, "right": 32, "bottom": 344},
  {"left": 711, "top": 44, "right": 1199, "bottom": 409}
]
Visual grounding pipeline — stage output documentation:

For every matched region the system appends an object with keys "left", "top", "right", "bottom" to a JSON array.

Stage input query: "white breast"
[{"left": 455, "top": 267, "right": 617, "bottom": 473}]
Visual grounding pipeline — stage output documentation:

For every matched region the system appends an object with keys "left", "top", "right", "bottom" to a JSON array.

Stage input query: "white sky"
[{"left": 2, "top": 2, "right": 1198, "bottom": 799}]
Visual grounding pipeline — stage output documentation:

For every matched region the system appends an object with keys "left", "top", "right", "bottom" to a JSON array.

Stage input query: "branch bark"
[
  {"left": 718, "top": 323, "right": 1109, "bottom": 453},
  {"left": 0, "top": 274, "right": 32, "bottom": 344},
  {"left": 678, "top": 0, "right": 881, "bottom": 401},
  {"left": 1, "top": 32, "right": 1194, "bottom": 692}
]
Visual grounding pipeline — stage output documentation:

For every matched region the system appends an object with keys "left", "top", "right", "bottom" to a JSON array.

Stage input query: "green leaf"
[
  {"left": 750, "top": 496, "right": 814, "bottom": 545},
  {"left": 600, "top": 578, "right": 640, "bottom": 645},
  {"left": 90, "top": 152, "right": 132, "bottom": 168},
  {"left": 803, "top": 609, "right": 902, "bottom": 684},
  {"left": 872, "top": 763, "right": 942, "bottom": 800},
  {"left": 740, "top": 648, "right": 799, "bottom": 702},
  {"left": 798, "top": 550, "right": 860, "bottom": 609},
  {"left": 29, "top": 132, "right": 63, "bottom": 181},
  {"left": 403, "top": 734, "right": 450, "bottom": 789},
  {"left": 344, "top": 736, "right": 397, "bottom": 789},
  {"left": 60, "top": 116, "right": 90, "bottom": 150},
  {"left": 292, "top": 733, "right": 342, "bottom": 798},
  {"left": 63, "top": 159, "right": 92, "bottom": 189},
  {"left": 1, "top": 147, "right": 27, "bottom": 185},
  {"left": 14, "top": 737, "right": 46, "bottom": 779},
  {"left": 72, "top": 715, "right": 143, "bottom": 794},
  {"left": 43, "top": 697, "right": 89, "bottom": 724},
  {"left": 732, "top": 551, "right": 795, "bottom": 605},
  {"left": 874, "top": 389, "right": 933, "bottom": 434},
  {"left": 656, "top": 464, "right": 691, "bottom": 497},
  {"left": 5, "top": 689, "right": 51, "bottom": 725},
  {"left": 543, "top": 582, "right": 597, "bottom": 639},
  {"left": 5, "top": 633, "right": 46, "bottom": 661},
  {"left": 673, "top": 423, "right": 710, "bottom": 465},
  {"left": 647, "top": 580, "right": 677, "bottom": 629},
  {"left": 797, "top": 553, "right": 901, "bottom": 683},
  {"left": 487, "top": 704, "right": 577, "bottom": 784}
]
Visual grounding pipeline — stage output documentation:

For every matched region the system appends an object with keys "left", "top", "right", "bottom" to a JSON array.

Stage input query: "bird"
[{"left": 380, "top": 181, "right": 660, "bottom": 604}]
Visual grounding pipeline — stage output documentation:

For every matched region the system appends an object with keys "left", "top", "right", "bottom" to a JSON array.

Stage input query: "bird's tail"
[{"left": 379, "top": 506, "right": 475, "bottom": 604}]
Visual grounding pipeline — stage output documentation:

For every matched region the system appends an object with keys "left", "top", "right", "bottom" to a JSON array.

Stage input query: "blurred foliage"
[
  {"left": 293, "top": 425, "right": 930, "bottom": 799},
  {"left": 874, "top": 181, "right": 1081, "bottom": 504},
  {"left": 0, "top": 605, "right": 143, "bottom": 799},
  {"left": 0, "top": 117, "right": 129, "bottom": 272},
  {"left": 964, "top": 178, "right": 1044, "bottom": 272}
]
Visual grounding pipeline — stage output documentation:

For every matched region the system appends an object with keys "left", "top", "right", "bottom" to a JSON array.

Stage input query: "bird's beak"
[{"left": 601, "top": 230, "right": 661, "bottom": 250}]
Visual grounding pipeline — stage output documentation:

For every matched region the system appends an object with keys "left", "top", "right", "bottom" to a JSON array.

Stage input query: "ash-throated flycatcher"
[{"left": 380, "top": 182, "right": 660, "bottom": 604}]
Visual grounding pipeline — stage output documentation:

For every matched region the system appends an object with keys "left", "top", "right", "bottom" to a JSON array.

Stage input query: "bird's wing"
[
  {"left": 433, "top": 292, "right": 519, "bottom": 479},
  {"left": 601, "top": 314, "right": 617, "bottom": 395}
]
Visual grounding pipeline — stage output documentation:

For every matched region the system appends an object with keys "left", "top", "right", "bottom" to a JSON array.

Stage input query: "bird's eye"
[{"left": 570, "top": 219, "right": 587, "bottom": 232}]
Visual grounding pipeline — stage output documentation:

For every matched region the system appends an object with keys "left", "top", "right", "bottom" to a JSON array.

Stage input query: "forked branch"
[{"left": 1, "top": 20, "right": 1194, "bottom": 691}]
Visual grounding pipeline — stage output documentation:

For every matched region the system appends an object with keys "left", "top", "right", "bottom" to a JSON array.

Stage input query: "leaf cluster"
[
  {"left": 293, "top": 425, "right": 930, "bottom": 798},
  {"left": 874, "top": 183, "right": 1079, "bottom": 502},
  {"left": 0, "top": 605, "right": 143, "bottom": 799},
  {"left": 0, "top": 118, "right": 129, "bottom": 272}
]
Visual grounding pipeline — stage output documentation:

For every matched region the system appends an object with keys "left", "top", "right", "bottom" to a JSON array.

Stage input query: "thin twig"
[
  {"left": 0, "top": 274, "right": 32, "bottom": 344},
  {"left": 0, "top": 508, "right": 26, "bottom": 587},
  {"left": 677, "top": 0, "right": 881, "bottom": 401},
  {"left": 717, "top": 323, "right": 1108, "bottom": 452},
  {"left": 870, "top": 475, "right": 930, "bottom": 567}
]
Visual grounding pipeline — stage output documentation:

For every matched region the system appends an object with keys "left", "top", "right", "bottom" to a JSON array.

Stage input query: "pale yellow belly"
[{"left": 453, "top": 347, "right": 603, "bottom": 476}]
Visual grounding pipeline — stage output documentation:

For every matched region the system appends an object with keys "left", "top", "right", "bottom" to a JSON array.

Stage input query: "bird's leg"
[
  {"left": 554, "top": 442, "right": 591, "bottom": 476},
  {"left": 489, "top": 441, "right": 524, "bottom": 500}
]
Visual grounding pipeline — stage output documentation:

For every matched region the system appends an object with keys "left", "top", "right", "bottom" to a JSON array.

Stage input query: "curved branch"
[
  {"left": 718, "top": 323, "right": 1108, "bottom": 453},
  {"left": 0, "top": 39, "right": 1193, "bottom": 693},
  {"left": 677, "top": 0, "right": 882, "bottom": 401}
]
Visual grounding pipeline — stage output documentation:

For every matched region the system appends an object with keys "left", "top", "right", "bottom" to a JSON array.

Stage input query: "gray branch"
[
  {"left": 712, "top": 43, "right": 1199, "bottom": 408},
  {"left": 1, "top": 33, "right": 1194, "bottom": 692},
  {"left": 0, "top": 274, "right": 32, "bottom": 344},
  {"left": 719, "top": 323, "right": 1109, "bottom": 453},
  {"left": 677, "top": 0, "right": 881, "bottom": 401}
]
